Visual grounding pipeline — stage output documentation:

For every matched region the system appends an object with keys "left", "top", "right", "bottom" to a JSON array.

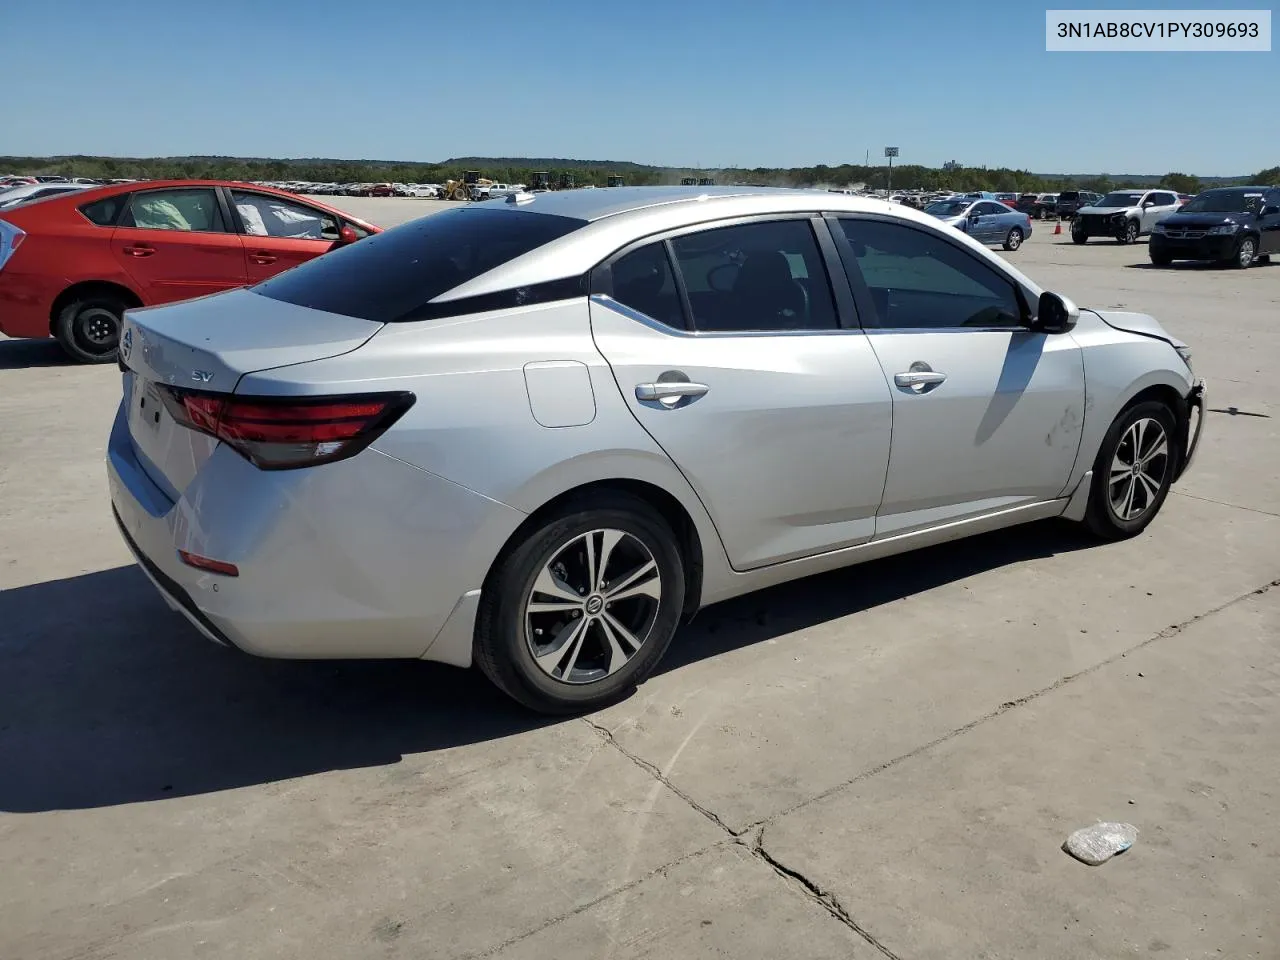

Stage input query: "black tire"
[
  {"left": 1083, "top": 400, "right": 1178, "bottom": 541},
  {"left": 1071, "top": 228, "right": 1088, "bottom": 245},
  {"left": 1229, "top": 235, "right": 1257, "bottom": 269},
  {"left": 1117, "top": 219, "right": 1140, "bottom": 245},
  {"left": 1003, "top": 227, "right": 1024, "bottom": 251},
  {"left": 53, "top": 293, "right": 126, "bottom": 364},
  {"left": 1035, "top": 207, "right": 1046, "bottom": 220},
  {"left": 1149, "top": 250, "right": 1173, "bottom": 266},
  {"left": 474, "top": 492, "right": 685, "bottom": 714}
]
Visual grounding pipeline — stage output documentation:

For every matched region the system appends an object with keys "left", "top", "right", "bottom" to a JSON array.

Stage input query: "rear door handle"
[
  {"left": 249, "top": 251, "right": 278, "bottom": 265},
  {"left": 122, "top": 245, "right": 155, "bottom": 258},
  {"left": 635, "top": 381, "right": 709, "bottom": 403}
]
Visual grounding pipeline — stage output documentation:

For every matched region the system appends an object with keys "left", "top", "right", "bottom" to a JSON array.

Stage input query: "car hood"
[
  {"left": 1158, "top": 211, "right": 1254, "bottom": 227},
  {"left": 1089, "top": 309, "right": 1186, "bottom": 349},
  {"left": 1078, "top": 204, "right": 1138, "bottom": 215}
]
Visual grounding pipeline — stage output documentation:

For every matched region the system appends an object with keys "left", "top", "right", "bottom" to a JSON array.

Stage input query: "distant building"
[{"left": 943, "top": 160, "right": 961, "bottom": 171}]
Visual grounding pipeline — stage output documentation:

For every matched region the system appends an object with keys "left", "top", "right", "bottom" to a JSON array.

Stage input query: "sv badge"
[{"left": 191, "top": 370, "right": 215, "bottom": 383}]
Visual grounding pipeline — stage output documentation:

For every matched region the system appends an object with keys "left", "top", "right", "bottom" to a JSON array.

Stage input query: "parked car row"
[{"left": 0, "top": 180, "right": 379, "bottom": 362}]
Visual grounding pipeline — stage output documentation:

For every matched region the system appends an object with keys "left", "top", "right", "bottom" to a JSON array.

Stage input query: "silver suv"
[{"left": 1072, "top": 189, "right": 1183, "bottom": 244}]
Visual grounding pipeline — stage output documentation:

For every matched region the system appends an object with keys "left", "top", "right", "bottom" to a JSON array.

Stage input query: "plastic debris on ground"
[{"left": 1062, "top": 822, "right": 1139, "bottom": 865}]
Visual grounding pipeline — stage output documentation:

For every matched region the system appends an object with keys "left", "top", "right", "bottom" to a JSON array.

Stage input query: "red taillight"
[
  {"left": 178, "top": 550, "right": 240, "bottom": 577},
  {"left": 158, "top": 388, "right": 414, "bottom": 470}
]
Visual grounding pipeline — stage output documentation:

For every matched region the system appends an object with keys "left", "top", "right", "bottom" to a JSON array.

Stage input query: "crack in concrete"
[
  {"left": 1171, "top": 489, "right": 1280, "bottom": 518},
  {"left": 466, "top": 575, "right": 1280, "bottom": 959},
  {"left": 753, "top": 826, "right": 905, "bottom": 960},
  {"left": 736, "top": 574, "right": 1280, "bottom": 834},
  {"left": 581, "top": 717, "right": 742, "bottom": 836},
  {"left": 461, "top": 843, "right": 731, "bottom": 960}
]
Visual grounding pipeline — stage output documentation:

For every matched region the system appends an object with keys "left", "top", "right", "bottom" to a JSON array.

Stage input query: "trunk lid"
[{"left": 121, "top": 288, "right": 381, "bottom": 500}]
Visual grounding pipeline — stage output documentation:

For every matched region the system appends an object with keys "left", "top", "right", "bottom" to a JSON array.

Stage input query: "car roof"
[{"left": 435, "top": 186, "right": 1045, "bottom": 303}]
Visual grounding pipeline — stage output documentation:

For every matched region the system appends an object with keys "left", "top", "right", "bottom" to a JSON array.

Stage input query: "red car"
[{"left": 0, "top": 180, "right": 380, "bottom": 362}]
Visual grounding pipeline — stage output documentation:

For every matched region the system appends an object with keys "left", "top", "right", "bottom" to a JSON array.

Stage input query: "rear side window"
[
  {"left": 252, "top": 207, "right": 587, "bottom": 322},
  {"left": 79, "top": 195, "right": 126, "bottom": 226},
  {"left": 123, "top": 189, "right": 227, "bottom": 233}
]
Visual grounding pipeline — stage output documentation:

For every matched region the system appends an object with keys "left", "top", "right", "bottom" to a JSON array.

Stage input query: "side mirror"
[
  {"left": 338, "top": 224, "right": 359, "bottom": 244},
  {"left": 1036, "top": 291, "right": 1079, "bottom": 334}
]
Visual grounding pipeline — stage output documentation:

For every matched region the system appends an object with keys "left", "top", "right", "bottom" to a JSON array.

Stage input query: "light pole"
[{"left": 884, "top": 146, "right": 899, "bottom": 196}]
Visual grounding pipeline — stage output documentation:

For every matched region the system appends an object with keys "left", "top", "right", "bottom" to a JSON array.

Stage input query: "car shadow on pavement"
[
  {"left": 0, "top": 520, "right": 1095, "bottom": 813},
  {"left": 660, "top": 519, "right": 1095, "bottom": 674},
  {"left": 0, "top": 338, "right": 74, "bottom": 370},
  {"left": 1126, "top": 260, "right": 1276, "bottom": 271}
]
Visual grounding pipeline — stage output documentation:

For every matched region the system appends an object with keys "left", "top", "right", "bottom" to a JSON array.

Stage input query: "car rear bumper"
[
  {"left": 106, "top": 399, "right": 526, "bottom": 663},
  {"left": 1149, "top": 234, "right": 1239, "bottom": 260}
]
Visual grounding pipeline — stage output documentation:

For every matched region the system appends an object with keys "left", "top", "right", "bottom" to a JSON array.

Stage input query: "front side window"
[
  {"left": 839, "top": 219, "right": 1022, "bottom": 329},
  {"left": 668, "top": 220, "right": 838, "bottom": 332},
  {"left": 609, "top": 242, "right": 684, "bottom": 329},
  {"left": 232, "top": 191, "right": 339, "bottom": 240},
  {"left": 124, "top": 189, "right": 226, "bottom": 232}
]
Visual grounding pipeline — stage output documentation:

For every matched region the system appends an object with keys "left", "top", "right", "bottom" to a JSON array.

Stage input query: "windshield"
[
  {"left": 925, "top": 200, "right": 970, "bottom": 217},
  {"left": 253, "top": 206, "right": 588, "bottom": 322},
  {"left": 1178, "top": 190, "right": 1264, "bottom": 214},
  {"left": 1098, "top": 192, "right": 1144, "bottom": 207}
]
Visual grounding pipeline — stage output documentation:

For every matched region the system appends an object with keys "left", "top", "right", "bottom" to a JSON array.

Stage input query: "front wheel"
[
  {"left": 1072, "top": 228, "right": 1088, "bottom": 245},
  {"left": 1003, "top": 227, "right": 1024, "bottom": 251},
  {"left": 1083, "top": 401, "right": 1177, "bottom": 540},
  {"left": 54, "top": 294, "right": 126, "bottom": 364},
  {"left": 474, "top": 492, "right": 685, "bottom": 713},
  {"left": 1117, "top": 219, "right": 1140, "bottom": 244},
  {"left": 1149, "top": 250, "right": 1173, "bottom": 266},
  {"left": 1230, "top": 236, "right": 1257, "bottom": 269}
]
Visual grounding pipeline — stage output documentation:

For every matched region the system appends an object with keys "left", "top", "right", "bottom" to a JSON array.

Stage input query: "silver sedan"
[{"left": 108, "top": 187, "right": 1204, "bottom": 713}]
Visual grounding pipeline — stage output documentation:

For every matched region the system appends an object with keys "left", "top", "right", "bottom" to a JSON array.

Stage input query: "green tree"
[
  {"left": 1082, "top": 175, "right": 1113, "bottom": 194},
  {"left": 1253, "top": 165, "right": 1280, "bottom": 184},
  {"left": 1159, "top": 172, "right": 1200, "bottom": 194}
]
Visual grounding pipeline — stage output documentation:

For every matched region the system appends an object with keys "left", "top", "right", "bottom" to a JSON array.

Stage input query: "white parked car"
[{"left": 1071, "top": 189, "right": 1183, "bottom": 245}]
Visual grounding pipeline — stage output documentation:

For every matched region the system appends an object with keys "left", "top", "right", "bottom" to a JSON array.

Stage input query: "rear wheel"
[
  {"left": 1003, "top": 227, "right": 1024, "bottom": 251},
  {"left": 474, "top": 492, "right": 685, "bottom": 713},
  {"left": 1083, "top": 401, "right": 1177, "bottom": 540},
  {"left": 54, "top": 294, "right": 126, "bottom": 364}
]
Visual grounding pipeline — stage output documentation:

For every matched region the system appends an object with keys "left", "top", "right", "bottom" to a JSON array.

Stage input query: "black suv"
[
  {"left": 1016, "top": 193, "right": 1058, "bottom": 219},
  {"left": 1149, "top": 186, "right": 1280, "bottom": 269},
  {"left": 1056, "top": 190, "right": 1101, "bottom": 220}
]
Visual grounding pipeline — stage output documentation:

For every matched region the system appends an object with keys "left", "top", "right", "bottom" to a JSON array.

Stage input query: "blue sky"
[{"left": 5, "top": 0, "right": 1276, "bottom": 175}]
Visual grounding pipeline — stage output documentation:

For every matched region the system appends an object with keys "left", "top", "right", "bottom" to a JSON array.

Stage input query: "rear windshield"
[
  {"left": 252, "top": 206, "right": 588, "bottom": 322},
  {"left": 1058, "top": 191, "right": 1080, "bottom": 200}
]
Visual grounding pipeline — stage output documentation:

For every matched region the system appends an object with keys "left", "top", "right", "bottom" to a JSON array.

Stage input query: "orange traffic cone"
[{"left": 1054, "top": 220, "right": 1063, "bottom": 235}]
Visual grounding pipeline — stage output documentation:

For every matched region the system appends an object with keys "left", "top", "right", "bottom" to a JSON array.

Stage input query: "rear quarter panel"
[
  {"left": 234, "top": 299, "right": 734, "bottom": 591},
  {"left": 0, "top": 203, "right": 140, "bottom": 337}
]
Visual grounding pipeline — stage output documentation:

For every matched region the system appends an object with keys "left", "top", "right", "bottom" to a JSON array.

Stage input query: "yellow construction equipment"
[{"left": 442, "top": 170, "right": 492, "bottom": 201}]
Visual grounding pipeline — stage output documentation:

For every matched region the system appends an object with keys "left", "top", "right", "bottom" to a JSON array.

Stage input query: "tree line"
[{"left": 2, "top": 154, "right": 1275, "bottom": 194}]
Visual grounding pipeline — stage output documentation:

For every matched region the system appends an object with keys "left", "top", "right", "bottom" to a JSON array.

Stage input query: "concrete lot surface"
[{"left": 1, "top": 197, "right": 1277, "bottom": 959}]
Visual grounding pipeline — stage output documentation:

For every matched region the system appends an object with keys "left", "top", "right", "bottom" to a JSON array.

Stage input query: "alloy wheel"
[
  {"left": 1238, "top": 238, "right": 1256, "bottom": 268},
  {"left": 524, "top": 528, "right": 662, "bottom": 684},
  {"left": 1124, "top": 221, "right": 1139, "bottom": 243},
  {"left": 1108, "top": 417, "right": 1170, "bottom": 522},
  {"left": 1006, "top": 228, "right": 1023, "bottom": 250}
]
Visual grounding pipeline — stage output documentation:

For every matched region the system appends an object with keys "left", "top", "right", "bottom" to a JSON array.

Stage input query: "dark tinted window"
[
  {"left": 253, "top": 207, "right": 587, "bottom": 323},
  {"left": 78, "top": 195, "right": 126, "bottom": 226},
  {"left": 609, "top": 242, "right": 685, "bottom": 329},
  {"left": 1179, "top": 190, "right": 1263, "bottom": 214},
  {"left": 668, "top": 220, "right": 837, "bottom": 332},
  {"left": 975, "top": 202, "right": 1007, "bottom": 215},
  {"left": 839, "top": 219, "right": 1022, "bottom": 329}
]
